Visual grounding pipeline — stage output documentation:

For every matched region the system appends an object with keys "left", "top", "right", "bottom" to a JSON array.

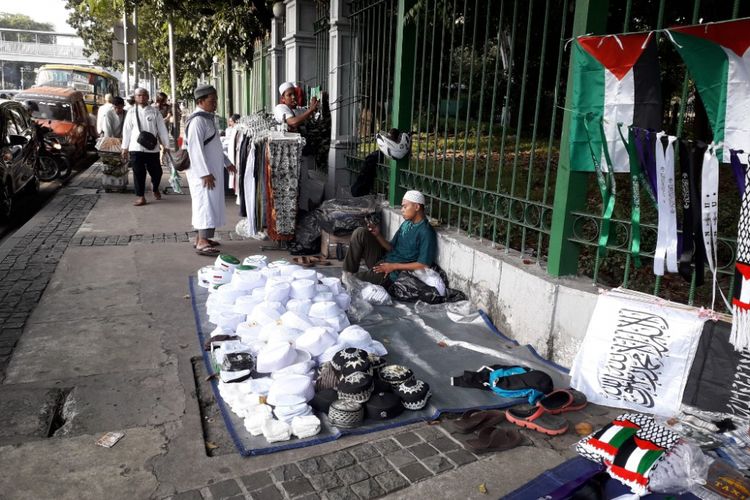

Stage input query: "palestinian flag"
[
  {"left": 569, "top": 33, "right": 662, "bottom": 172},
  {"left": 669, "top": 18, "right": 750, "bottom": 162},
  {"left": 608, "top": 436, "right": 667, "bottom": 496}
]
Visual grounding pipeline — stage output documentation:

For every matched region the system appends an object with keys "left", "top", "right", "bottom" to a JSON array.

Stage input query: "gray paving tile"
[
  {"left": 249, "top": 485, "right": 283, "bottom": 500},
  {"left": 271, "top": 463, "right": 303, "bottom": 481},
  {"left": 240, "top": 471, "right": 273, "bottom": 491},
  {"left": 282, "top": 477, "right": 315, "bottom": 498},
  {"left": 399, "top": 462, "right": 432, "bottom": 483},
  {"left": 308, "top": 472, "right": 343, "bottom": 491},
  {"left": 431, "top": 436, "right": 462, "bottom": 452},
  {"left": 407, "top": 443, "right": 438, "bottom": 459},
  {"left": 324, "top": 486, "right": 355, "bottom": 500},
  {"left": 324, "top": 450, "right": 356, "bottom": 470},
  {"left": 359, "top": 456, "right": 392, "bottom": 476},
  {"left": 349, "top": 443, "right": 380, "bottom": 462},
  {"left": 172, "top": 490, "right": 204, "bottom": 500},
  {"left": 393, "top": 431, "right": 422, "bottom": 447},
  {"left": 374, "top": 470, "right": 409, "bottom": 494},
  {"left": 208, "top": 479, "right": 242, "bottom": 499},
  {"left": 350, "top": 478, "right": 385, "bottom": 500},
  {"left": 422, "top": 455, "right": 454, "bottom": 474},
  {"left": 335, "top": 464, "right": 369, "bottom": 485},
  {"left": 384, "top": 449, "right": 416, "bottom": 468},
  {"left": 298, "top": 456, "right": 331, "bottom": 475},
  {"left": 372, "top": 438, "right": 400, "bottom": 454},
  {"left": 445, "top": 449, "right": 477, "bottom": 466}
]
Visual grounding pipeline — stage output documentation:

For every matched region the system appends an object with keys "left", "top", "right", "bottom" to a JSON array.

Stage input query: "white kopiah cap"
[
  {"left": 279, "top": 82, "right": 295, "bottom": 95},
  {"left": 403, "top": 190, "right": 425, "bottom": 205}
]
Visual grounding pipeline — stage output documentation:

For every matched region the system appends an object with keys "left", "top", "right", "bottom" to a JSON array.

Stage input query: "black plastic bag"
[
  {"left": 387, "top": 264, "right": 466, "bottom": 304},
  {"left": 290, "top": 211, "right": 321, "bottom": 255},
  {"left": 317, "top": 195, "right": 382, "bottom": 235}
]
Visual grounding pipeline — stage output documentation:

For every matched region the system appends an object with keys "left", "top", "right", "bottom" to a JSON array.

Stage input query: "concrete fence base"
[{"left": 381, "top": 207, "right": 600, "bottom": 369}]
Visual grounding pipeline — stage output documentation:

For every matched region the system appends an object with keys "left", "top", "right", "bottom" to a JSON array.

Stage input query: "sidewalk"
[{"left": 0, "top": 164, "right": 619, "bottom": 500}]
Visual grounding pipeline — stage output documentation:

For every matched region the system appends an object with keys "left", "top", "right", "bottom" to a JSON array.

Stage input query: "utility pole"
[
  {"left": 168, "top": 17, "right": 179, "bottom": 139},
  {"left": 123, "top": 8, "right": 130, "bottom": 93},
  {"left": 132, "top": 6, "right": 138, "bottom": 90}
]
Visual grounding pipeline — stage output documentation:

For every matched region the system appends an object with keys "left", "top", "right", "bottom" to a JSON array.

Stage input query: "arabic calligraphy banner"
[{"left": 570, "top": 292, "right": 705, "bottom": 416}]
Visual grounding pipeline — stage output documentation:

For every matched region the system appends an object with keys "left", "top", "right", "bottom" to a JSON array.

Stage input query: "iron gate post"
[
  {"left": 389, "top": 0, "right": 417, "bottom": 206},
  {"left": 547, "top": 0, "right": 610, "bottom": 277}
]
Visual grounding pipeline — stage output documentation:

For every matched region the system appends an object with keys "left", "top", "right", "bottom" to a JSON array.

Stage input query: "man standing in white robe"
[{"left": 185, "top": 84, "right": 236, "bottom": 256}]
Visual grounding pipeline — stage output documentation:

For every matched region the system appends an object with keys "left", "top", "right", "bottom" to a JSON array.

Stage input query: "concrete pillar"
[
  {"left": 269, "top": 17, "right": 285, "bottom": 107},
  {"left": 326, "top": 0, "right": 354, "bottom": 198},
  {"left": 283, "top": 0, "right": 317, "bottom": 86}
]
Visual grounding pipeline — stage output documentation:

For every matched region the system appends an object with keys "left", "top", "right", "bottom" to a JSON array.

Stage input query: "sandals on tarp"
[
  {"left": 465, "top": 426, "right": 523, "bottom": 454},
  {"left": 192, "top": 239, "right": 220, "bottom": 249},
  {"left": 450, "top": 409, "right": 504, "bottom": 434},
  {"left": 505, "top": 405, "right": 569, "bottom": 436},
  {"left": 538, "top": 388, "right": 588, "bottom": 414}
]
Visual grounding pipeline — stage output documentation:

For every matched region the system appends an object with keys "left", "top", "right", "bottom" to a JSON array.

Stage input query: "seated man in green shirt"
[{"left": 343, "top": 190, "right": 437, "bottom": 285}]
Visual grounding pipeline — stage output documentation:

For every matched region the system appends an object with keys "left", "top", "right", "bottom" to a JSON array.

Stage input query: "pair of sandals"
[
  {"left": 505, "top": 388, "right": 588, "bottom": 436},
  {"left": 450, "top": 409, "right": 523, "bottom": 454},
  {"left": 195, "top": 239, "right": 221, "bottom": 256},
  {"left": 291, "top": 255, "right": 331, "bottom": 267}
]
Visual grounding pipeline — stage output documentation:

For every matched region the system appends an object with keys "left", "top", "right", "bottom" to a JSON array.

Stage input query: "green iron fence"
[
  {"left": 343, "top": 0, "right": 750, "bottom": 312},
  {"left": 549, "top": 0, "right": 750, "bottom": 312}
]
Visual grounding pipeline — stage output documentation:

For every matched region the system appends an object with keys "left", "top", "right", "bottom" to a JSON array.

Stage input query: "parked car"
[
  {"left": 0, "top": 99, "right": 39, "bottom": 220},
  {"left": 14, "top": 87, "right": 91, "bottom": 161}
]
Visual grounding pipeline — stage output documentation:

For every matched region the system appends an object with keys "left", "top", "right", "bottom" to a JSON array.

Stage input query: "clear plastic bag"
[
  {"left": 316, "top": 195, "right": 383, "bottom": 235},
  {"left": 648, "top": 441, "right": 711, "bottom": 494}
]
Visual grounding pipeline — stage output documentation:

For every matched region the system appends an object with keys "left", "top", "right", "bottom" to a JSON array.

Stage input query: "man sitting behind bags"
[{"left": 343, "top": 190, "right": 437, "bottom": 286}]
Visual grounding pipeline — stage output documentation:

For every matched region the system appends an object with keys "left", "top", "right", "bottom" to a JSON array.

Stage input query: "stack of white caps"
[
  {"left": 270, "top": 357, "right": 315, "bottom": 379},
  {"left": 267, "top": 259, "right": 290, "bottom": 269},
  {"left": 291, "top": 415, "right": 321, "bottom": 438},
  {"left": 338, "top": 325, "right": 388, "bottom": 356},
  {"left": 215, "top": 254, "right": 241, "bottom": 272},
  {"left": 290, "top": 279, "right": 316, "bottom": 300},
  {"left": 316, "top": 284, "right": 330, "bottom": 294},
  {"left": 267, "top": 275, "right": 295, "bottom": 287},
  {"left": 248, "top": 304, "right": 282, "bottom": 326},
  {"left": 292, "top": 268, "right": 317, "bottom": 281},
  {"left": 256, "top": 342, "right": 311, "bottom": 373},
  {"left": 234, "top": 295, "right": 264, "bottom": 316},
  {"left": 309, "top": 301, "right": 343, "bottom": 320},
  {"left": 317, "top": 341, "right": 346, "bottom": 364},
  {"left": 231, "top": 269, "right": 266, "bottom": 291},
  {"left": 295, "top": 326, "right": 338, "bottom": 357},
  {"left": 262, "top": 418, "right": 291, "bottom": 442},
  {"left": 206, "top": 266, "right": 233, "bottom": 287},
  {"left": 326, "top": 313, "right": 350, "bottom": 331},
  {"left": 212, "top": 340, "right": 253, "bottom": 365},
  {"left": 280, "top": 310, "right": 314, "bottom": 331},
  {"left": 263, "top": 301, "right": 287, "bottom": 315},
  {"left": 207, "top": 301, "right": 236, "bottom": 325},
  {"left": 216, "top": 311, "right": 245, "bottom": 332},
  {"left": 312, "top": 292, "right": 335, "bottom": 303},
  {"left": 260, "top": 266, "right": 281, "bottom": 279},
  {"left": 265, "top": 282, "right": 291, "bottom": 303},
  {"left": 262, "top": 324, "right": 303, "bottom": 344},
  {"left": 243, "top": 255, "right": 268, "bottom": 268},
  {"left": 335, "top": 293, "right": 351, "bottom": 311},
  {"left": 244, "top": 404, "right": 273, "bottom": 435},
  {"left": 321, "top": 277, "right": 343, "bottom": 295},
  {"left": 209, "top": 325, "right": 233, "bottom": 338},
  {"left": 267, "top": 374, "right": 315, "bottom": 404},
  {"left": 287, "top": 299, "right": 312, "bottom": 316},
  {"left": 197, "top": 265, "right": 214, "bottom": 288},
  {"left": 236, "top": 322, "right": 264, "bottom": 344},
  {"left": 279, "top": 264, "right": 303, "bottom": 277},
  {"left": 216, "top": 285, "right": 245, "bottom": 305}
]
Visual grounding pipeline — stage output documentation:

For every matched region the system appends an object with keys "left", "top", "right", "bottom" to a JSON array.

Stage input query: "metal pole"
[
  {"left": 168, "top": 17, "right": 179, "bottom": 139},
  {"left": 123, "top": 9, "right": 130, "bottom": 94},
  {"left": 132, "top": 6, "right": 138, "bottom": 90}
]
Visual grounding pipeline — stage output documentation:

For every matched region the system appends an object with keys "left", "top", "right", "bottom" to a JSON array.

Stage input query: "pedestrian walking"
[
  {"left": 121, "top": 88, "right": 170, "bottom": 206},
  {"left": 96, "top": 93, "right": 114, "bottom": 136},
  {"left": 101, "top": 96, "right": 125, "bottom": 138},
  {"left": 185, "top": 84, "right": 236, "bottom": 256}
]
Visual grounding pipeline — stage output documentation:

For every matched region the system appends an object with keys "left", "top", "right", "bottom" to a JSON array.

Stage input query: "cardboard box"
[{"left": 320, "top": 230, "right": 352, "bottom": 260}]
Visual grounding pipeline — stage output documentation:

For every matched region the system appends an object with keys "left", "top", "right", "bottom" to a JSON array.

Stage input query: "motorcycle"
[{"left": 34, "top": 124, "right": 70, "bottom": 182}]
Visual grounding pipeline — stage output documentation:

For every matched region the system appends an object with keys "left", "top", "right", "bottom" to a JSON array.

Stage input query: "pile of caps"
[
  {"left": 198, "top": 254, "right": 416, "bottom": 444},
  {"left": 312, "top": 348, "right": 432, "bottom": 429}
]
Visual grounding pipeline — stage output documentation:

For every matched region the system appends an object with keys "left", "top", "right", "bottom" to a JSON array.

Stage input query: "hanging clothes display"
[
  {"left": 733, "top": 152, "right": 750, "bottom": 351},
  {"left": 266, "top": 135, "right": 305, "bottom": 240},
  {"left": 568, "top": 32, "right": 662, "bottom": 173},
  {"left": 653, "top": 133, "right": 678, "bottom": 276},
  {"left": 669, "top": 18, "right": 750, "bottom": 162}
]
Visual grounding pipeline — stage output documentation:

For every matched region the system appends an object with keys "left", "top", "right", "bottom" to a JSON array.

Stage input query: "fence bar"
[{"left": 547, "top": 0, "right": 610, "bottom": 277}]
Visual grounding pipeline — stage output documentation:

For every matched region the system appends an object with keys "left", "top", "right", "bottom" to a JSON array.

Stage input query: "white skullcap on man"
[
  {"left": 403, "top": 190, "right": 425, "bottom": 205},
  {"left": 279, "top": 82, "right": 295, "bottom": 95}
]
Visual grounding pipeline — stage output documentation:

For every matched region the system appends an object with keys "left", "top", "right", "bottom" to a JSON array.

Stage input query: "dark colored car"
[
  {"left": 0, "top": 99, "right": 39, "bottom": 220},
  {"left": 14, "top": 87, "right": 91, "bottom": 161}
]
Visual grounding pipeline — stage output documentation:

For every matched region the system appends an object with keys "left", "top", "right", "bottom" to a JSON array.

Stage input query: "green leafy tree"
[
  {"left": 66, "top": 0, "right": 274, "bottom": 99},
  {"left": 0, "top": 13, "right": 55, "bottom": 42}
]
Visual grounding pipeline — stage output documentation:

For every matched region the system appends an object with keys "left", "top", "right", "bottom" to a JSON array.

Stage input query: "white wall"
[{"left": 381, "top": 206, "right": 600, "bottom": 368}]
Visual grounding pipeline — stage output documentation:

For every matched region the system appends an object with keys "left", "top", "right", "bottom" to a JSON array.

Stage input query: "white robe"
[{"left": 185, "top": 111, "right": 232, "bottom": 230}]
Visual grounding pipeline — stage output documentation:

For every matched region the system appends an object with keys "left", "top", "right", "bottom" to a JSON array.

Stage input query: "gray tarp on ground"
[{"left": 190, "top": 277, "right": 569, "bottom": 456}]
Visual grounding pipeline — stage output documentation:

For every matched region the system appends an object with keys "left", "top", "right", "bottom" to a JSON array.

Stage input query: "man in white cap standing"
[
  {"left": 274, "top": 82, "right": 319, "bottom": 212},
  {"left": 185, "top": 84, "right": 236, "bottom": 256},
  {"left": 343, "top": 190, "right": 437, "bottom": 285}
]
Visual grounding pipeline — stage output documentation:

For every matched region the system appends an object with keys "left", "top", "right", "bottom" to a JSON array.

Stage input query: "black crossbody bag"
[{"left": 134, "top": 108, "right": 158, "bottom": 150}]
